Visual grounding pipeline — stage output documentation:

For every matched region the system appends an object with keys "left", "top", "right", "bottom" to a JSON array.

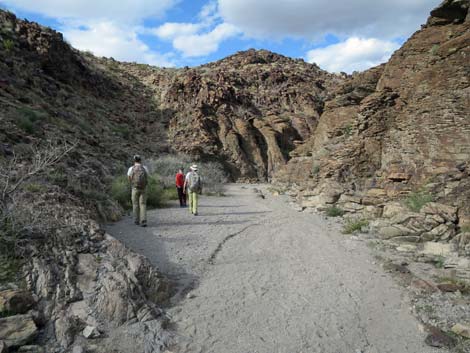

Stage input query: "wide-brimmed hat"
[{"left": 190, "top": 164, "right": 198, "bottom": 171}]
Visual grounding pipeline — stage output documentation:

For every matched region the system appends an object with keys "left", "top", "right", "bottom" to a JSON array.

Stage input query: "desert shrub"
[
  {"left": 342, "top": 219, "right": 369, "bottom": 234},
  {"left": 111, "top": 125, "right": 130, "bottom": 139},
  {"left": 311, "top": 164, "right": 320, "bottom": 175},
  {"left": 148, "top": 154, "right": 228, "bottom": 195},
  {"left": 342, "top": 123, "right": 352, "bottom": 136},
  {"left": 110, "top": 174, "right": 166, "bottom": 210},
  {"left": 404, "top": 191, "right": 433, "bottom": 212},
  {"left": 459, "top": 225, "right": 470, "bottom": 233},
  {"left": 2, "top": 39, "right": 14, "bottom": 51},
  {"left": 15, "top": 107, "right": 46, "bottom": 134},
  {"left": 162, "top": 187, "right": 179, "bottom": 201},
  {"left": 325, "top": 206, "right": 344, "bottom": 217}
]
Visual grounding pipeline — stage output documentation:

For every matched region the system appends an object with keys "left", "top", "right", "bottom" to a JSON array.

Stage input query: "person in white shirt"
[
  {"left": 184, "top": 164, "right": 202, "bottom": 215},
  {"left": 127, "top": 155, "right": 149, "bottom": 226}
]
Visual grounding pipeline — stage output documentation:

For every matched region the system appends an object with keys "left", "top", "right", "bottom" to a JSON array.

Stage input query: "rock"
[
  {"left": 72, "top": 345, "right": 85, "bottom": 353},
  {"left": 437, "top": 283, "right": 462, "bottom": 292},
  {"left": 382, "top": 203, "right": 407, "bottom": 219},
  {"left": 425, "top": 326, "right": 457, "bottom": 348},
  {"left": 378, "top": 225, "right": 411, "bottom": 239},
  {"left": 0, "top": 314, "right": 37, "bottom": 347},
  {"left": 83, "top": 326, "right": 100, "bottom": 339},
  {"left": 420, "top": 203, "right": 457, "bottom": 223},
  {"left": 17, "top": 345, "right": 45, "bottom": 353},
  {"left": 0, "top": 340, "right": 7, "bottom": 353},
  {"left": 410, "top": 279, "right": 438, "bottom": 294},
  {"left": 0, "top": 290, "right": 35, "bottom": 315},
  {"left": 420, "top": 242, "right": 455, "bottom": 256},
  {"left": 390, "top": 235, "right": 420, "bottom": 243},
  {"left": 396, "top": 244, "right": 418, "bottom": 252},
  {"left": 451, "top": 323, "right": 470, "bottom": 339}
]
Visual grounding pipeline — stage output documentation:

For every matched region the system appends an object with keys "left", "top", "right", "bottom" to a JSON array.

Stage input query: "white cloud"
[
  {"left": 64, "top": 22, "right": 175, "bottom": 67},
  {"left": 1, "top": 0, "right": 176, "bottom": 23},
  {"left": 172, "top": 23, "right": 239, "bottom": 57},
  {"left": 152, "top": 22, "right": 201, "bottom": 40},
  {"left": 306, "top": 37, "right": 400, "bottom": 73},
  {"left": 217, "top": 0, "right": 441, "bottom": 40},
  {"left": 152, "top": 2, "right": 240, "bottom": 57}
]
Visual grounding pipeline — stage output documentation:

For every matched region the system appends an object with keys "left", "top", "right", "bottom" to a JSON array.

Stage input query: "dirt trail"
[{"left": 107, "top": 184, "right": 437, "bottom": 353}]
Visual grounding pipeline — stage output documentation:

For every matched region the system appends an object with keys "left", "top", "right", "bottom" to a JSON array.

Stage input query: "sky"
[{"left": 0, "top": 0, "right": 441, "bottom": 73}]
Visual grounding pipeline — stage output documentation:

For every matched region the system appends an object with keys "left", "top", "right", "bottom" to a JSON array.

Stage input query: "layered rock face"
[
  {"left": 119, "top": 50, "right": 340, "bottom": 180},
  {"left": 275, "top": 0, "right": 470, "bottom": 233}
]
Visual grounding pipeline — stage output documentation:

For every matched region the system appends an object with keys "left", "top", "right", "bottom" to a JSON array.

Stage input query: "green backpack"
[
  {"left": 131, "top": 164, "right": 148, "bottom": 189},
  {"left": 188, "top": 172, "right": 201, "bottom": 193}
]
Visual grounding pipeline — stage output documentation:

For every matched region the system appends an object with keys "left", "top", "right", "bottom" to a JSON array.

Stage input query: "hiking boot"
[
  {"left": 141, "top": 221, "right": 147, "bottom": 227},
  {"left": 194, "top": 212, "right": 198, "bottom": 216}
]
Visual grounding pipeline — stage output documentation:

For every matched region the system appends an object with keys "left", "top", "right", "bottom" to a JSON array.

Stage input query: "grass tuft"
[
  {"left": 404, "top": 191, "right": 433, "bottom": 212},
  {"left": 325, "top": 206, "right": 344, "bottom": 217},
  {"left": 342, "top": 219, "right": 369, "bottom": 234}
]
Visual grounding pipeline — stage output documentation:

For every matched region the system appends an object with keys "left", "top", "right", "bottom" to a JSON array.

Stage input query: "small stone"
[
  {"left": 451, "top": 323, "right": 470, "bottom": 339},
  {"left": 18, "top": 345, "right": 45, "bottom": 353},
  {"left": 186, "top": 293, "right": 196, "bottom": 299},
  {"left": 72, "top": 346, "right": 85, "bottom": 353},
  {"left": 424, "top": 326, "right": 456, "bottom": 348},
  {"left": 82, "top": 325, "right": 100, "bottom": 339}
]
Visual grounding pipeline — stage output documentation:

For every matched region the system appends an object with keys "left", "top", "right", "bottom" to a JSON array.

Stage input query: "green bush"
[
  {"left": 162, "top": 187, "right": 179, "bottom": 201},
  {"left": 404, "top": 191, "right": 433, "bottom": 212},
  {"left": 2, "top": 39, "right": 14, "bottom": 52},
  {"left": 148, "top": 154, "right": 228, "bottom": 195},
  {"left": 15, "top": 107, "right": 46, "bottom": 134},
  {"left": 110, "top": 174, "right": 166, "bottom": 210},
  {"left": 342, "top": 219, "right": 369, "bottom": 234},
  {"left": 325, "top": 206, "right": 344, "bottom": 217}
]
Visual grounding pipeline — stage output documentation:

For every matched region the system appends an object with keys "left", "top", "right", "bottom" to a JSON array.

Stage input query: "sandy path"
[{"left": 107, "top": 184, "right": 437, "bottom": 353}]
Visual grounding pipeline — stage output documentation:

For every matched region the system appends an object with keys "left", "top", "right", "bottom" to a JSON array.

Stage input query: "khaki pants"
[
  {"left": 132, "top": 188, "right": 147, "bottom": 224},
  {"left": 188, "top": 191, "right": 198, "bottom": 214}
]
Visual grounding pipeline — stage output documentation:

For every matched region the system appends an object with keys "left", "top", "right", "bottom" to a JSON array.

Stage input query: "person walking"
[
  {"left": 175, "top": 168, "right": 186, "bottom": 207},
  {"left": 127, "top": 155, "right": 149, "bottom": 227},
  {"left": 184, "top": 164, "right": 202, "bottom": 216}
]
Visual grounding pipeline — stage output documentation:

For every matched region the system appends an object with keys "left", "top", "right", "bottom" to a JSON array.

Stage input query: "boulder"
[
  {"left": 420, "top": 242, "right": 455, "bottom": 256},
  {"left": 420, "top": 202, "right": 457, "bottom": 223},
  {"left": 0, "top": 290, "right": 35, "bottom": 316},
  {"left": 382, "top": 202, "right": 407, "bottom": 218},
  {"left": 378, "top": 225, "right": 412, "bottom": 239},
  {"left": 0, "top": 314, "right": 37, "bottom": 347},
  {"left": 451, "top": 323, "right": 470, "bottom": 339}
]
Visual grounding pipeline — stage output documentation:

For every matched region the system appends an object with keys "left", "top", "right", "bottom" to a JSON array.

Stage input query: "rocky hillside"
[
  {"left": 275, "top": 0, "right": 470, "bottom": 249},
  {"left": 115, "top": 50, "right": 341, "bottom": 180}
]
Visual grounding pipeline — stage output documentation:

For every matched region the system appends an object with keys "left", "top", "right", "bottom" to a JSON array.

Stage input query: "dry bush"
[{"left": 0, "top": 141, "right": 75, "bottom": 258}]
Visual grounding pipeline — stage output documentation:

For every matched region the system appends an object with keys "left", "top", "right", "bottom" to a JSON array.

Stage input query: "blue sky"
[{"left": 0, "top": 0, "right": 441, "bottom": 72}]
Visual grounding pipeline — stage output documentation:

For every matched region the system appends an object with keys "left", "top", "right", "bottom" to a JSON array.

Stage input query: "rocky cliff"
[{"left": 275, "top": 0, "right": 470, "bottom": 229}]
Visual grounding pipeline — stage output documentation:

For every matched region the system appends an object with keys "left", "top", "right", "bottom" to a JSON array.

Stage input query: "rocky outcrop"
[
  {"left": 119, "top": 50, "right": 342, "bottom": 180},
  {"left": 275, "top": 0, "right": 470, "bottom": 230}
]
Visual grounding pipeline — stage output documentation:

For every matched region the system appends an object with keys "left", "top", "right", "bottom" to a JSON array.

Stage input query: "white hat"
[{"left": 190, "top": 164, "right": 198, "bottom": 171}]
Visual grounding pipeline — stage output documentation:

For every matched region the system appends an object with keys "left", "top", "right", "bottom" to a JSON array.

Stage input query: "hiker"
[
  {"left": 184, "top": 164, "right": 202, "bottom": 216},
  {"left": 175, "top": 168, "right": 186, "bottom": 207},
  {"left": 127, "top": 155, "right": 149, "bottom": 227}
]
